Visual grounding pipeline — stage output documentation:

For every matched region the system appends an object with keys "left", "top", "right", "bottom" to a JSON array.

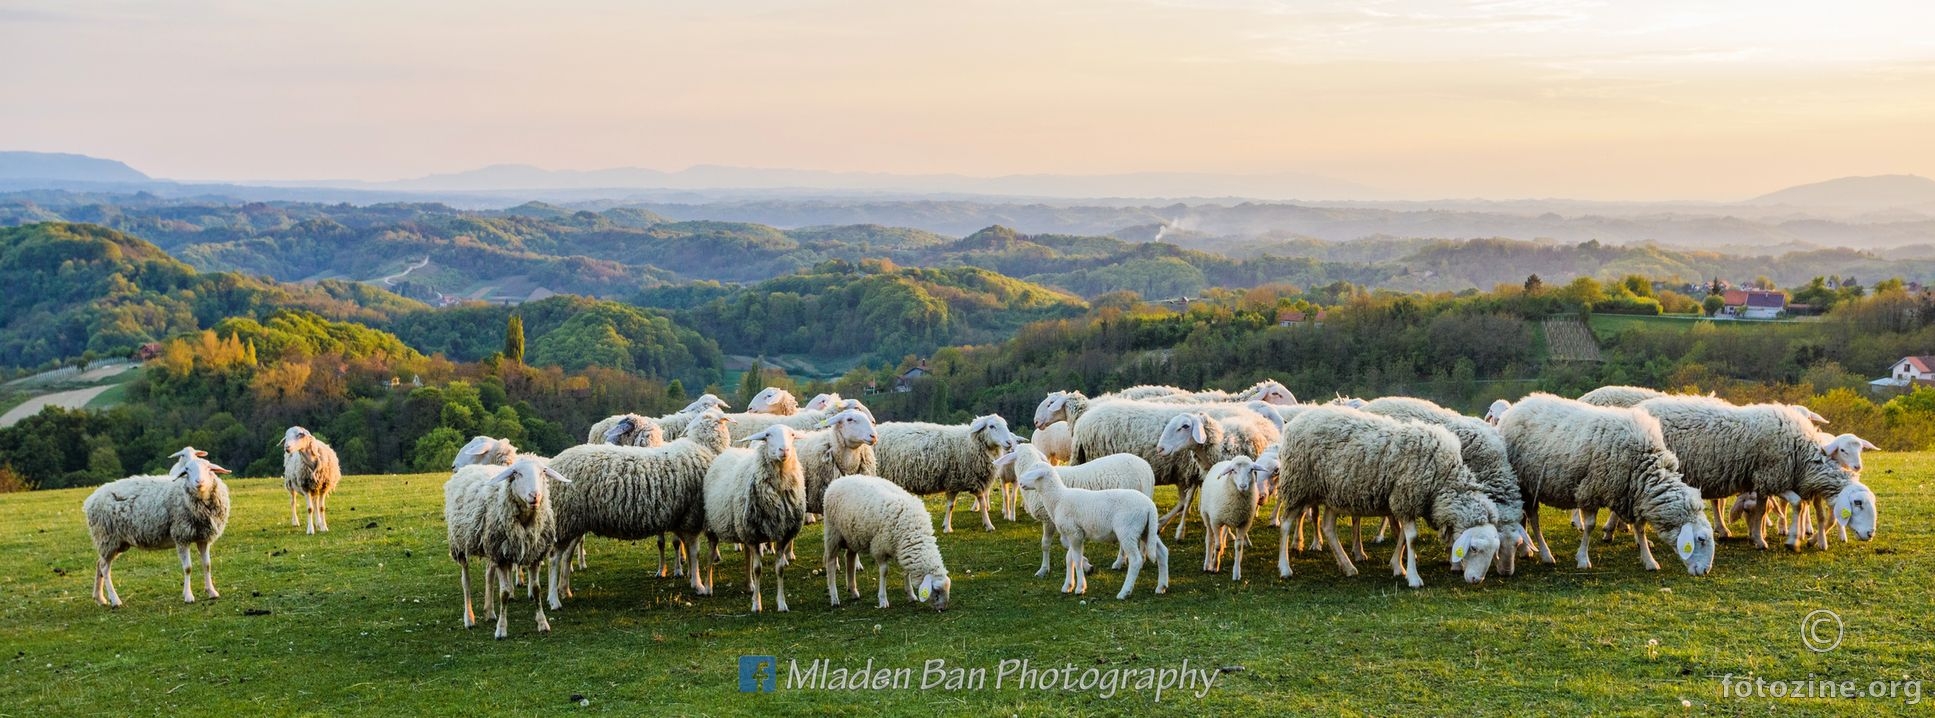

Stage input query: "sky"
[{"left": 2, "top": 0, "right": 1932, "bottom": 200}]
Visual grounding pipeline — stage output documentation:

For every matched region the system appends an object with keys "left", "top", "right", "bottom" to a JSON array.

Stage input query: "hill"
[
  {"left": 1749, "top": 174, "right": 1935, "bottom": 211},
  {"left": 0, "top": 152, "right": 149, "bottom": 183}
]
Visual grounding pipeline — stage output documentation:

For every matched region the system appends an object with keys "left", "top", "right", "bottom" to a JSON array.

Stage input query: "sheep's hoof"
[
  {"left": 877, "top": 600, "right": 889, "bottom": 608},
  {"left": 1340, "top": 566, "right": 1358, "bottom": 577},
  {"left": 205, "top": 589, "right": 220, "bottom": 599},
  {"left": 1116, "top": 592, "right": 1131, "bottom": 600},
  {"left": 182, "top": 596, "right": 196, "bottom": 604},
  {"left": 537, "top": 621, "right": 551, "bottom": 634},
  {"left": 1034, "top": 567, "right": 1049, "bottom": 578},
  {"left": 1406, "top": 577, "right": 1423, "bottom": 589},
  {"left": 1576, "top": 558, "right": 1592, "bottom": 569},
  {"left": 494, "top": 631, "right": 507, "bottom": 640},
  {"left": 463, "top": 617, "right": 475, "bottom": 628}
]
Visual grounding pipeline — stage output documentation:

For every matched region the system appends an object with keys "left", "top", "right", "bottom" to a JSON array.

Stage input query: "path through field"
[{"left": 0, "top": 384, "right": 117, "bottom": 427}]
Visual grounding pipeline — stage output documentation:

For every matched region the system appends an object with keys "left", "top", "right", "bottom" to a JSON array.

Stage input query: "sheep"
[
  {"left": 444, "top": 457, "right": 568, "bottom": 638},
  {"left": 584, "top": 414, "right": 666, "bottom": 447},
  {"left": 1015, "top": 465, "right": 1170, "bottom": 599},
  {"left": 1497, "top": 394, "right": 1715, "bottom": 575},
  {"left": 1032, "top": 390, "right": 1093, "bottom": 431},
  {"left": 1272, "top": 407, "right": 1502, "bottom": 587},
  {"left": 804, "top": 392, "right": 845, "bottom": 412},
  {"left": 1362, "top": 397, "right": 1528, "bottom": 576},
  {"left": 1577, "top": 385, "right": 1669, "bottom": 408},
  {"left": 998, "top": 420, "right": 1074, "bottom": 521},
  {"left": 1103, "top": 380, "right": 1297, "bottom": 405},
  {"left": 722, "top": 407, "right": 853, "bottom": 442},
  {"left": 453, "top": 436, "right": 520, "bottom": 469},
  {"left": 872, "top": 415, "right": 1018, "bottom": 533},
  {"left": 820, "top": 475, "right": 952, "bottom": 610},
  {"left": 1067, "top": 399, "right": 1281, "bottom": 538},
  {"left": 995, "top": 442, "right": 1156, "bottom": 578},
  {"left": 1633, "top": 396, "right": 1877, "bottom": 552},
  {"left": 544, "top": 409, "right": 736, "bottom": 609},
  {"left": 747, "top": 387, "right": 802, "bottom": 415},
  {"left": 1483, "top": 399, "right": 1512, "bottom": 426},
  {"left": 1198, "top": 455, "right": 1269, "bottom": 581},
  {"left": 701, "top": 426, "right": 809, "bottom": 613},
  {"left": 275, "top": 426, "right": 342, "bottom": 535},
  {"left": 1153, "top": 411, "right": 1278, "bottom": 539},
  {"left": 84, "top": 451, "right": 232, "bottom": 607},
  {"left": 586, "top": 394, "right": 730, "bottom": 443},
  {"left": 798, "top": 407, "right": 879, "bottom": 520}
]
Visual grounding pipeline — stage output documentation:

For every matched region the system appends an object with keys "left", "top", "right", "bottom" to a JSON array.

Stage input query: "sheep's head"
[
  {"left": 602, "top": 417, "right": 641, "bottom": 445},
  {"left": 1212, "top": 456, "right": 1257, "bottom": 494},
  {"left": 493, "top": 459, "right": 566, "bottom": 518},
  {"left": 968, "top": 415, "right": 1016, "bottom": 450},
  {"left": 743, "top": 426, "right": 799, "bottom": 463},
  {"left": 918, "top": 573, "right": 951, "bottom": 611},
  {"left": 1665, "top": 487, "right": 1716, "bottom": 576},
  {"left": 833, "top": 399, "right": 874, "bottom": 421},
  {"left": 1245, "top": 401, "right": 1285, "bottom": 431},
  {"left": 1016, "top": 465, "right": 1058, "bottom": 492},
  {"left": 1033, "top": 392, "right": 1069, "bottom": 430},
  {"left": 682, "top": 394, "right": 730, "bottom": 413},
  {"left": 1249, "top": 451, "right": 1280, "bottom": 496},
  {"left": 1156, "top": 413, "right": 1210, "bottom": 456},
  {"left": 630, "top": 422, "right": 665, "bottom": 448},
  {"left": 1449, "top": 524, "right": 1502, "bottom": 584},
  {"left": 747, "top": 387, "right": 795, "bottom": 415},
  {"left": 282, "top": 426, "right": 315, "bottom": 454},
  {"left": 1792, "top": 405, "right": 1830, "bottom": 425},
  {"left": 803, "top": 393, "right": 843, "bottom": 412},
  {"left": 824, "top": 409, "right": 877, "bottom": 447},
  {"left": 1484, "top": 399, "right": 1512, "bottom": 426},
  {"left": 1820, "top": 433, "right": 1878, "bottom": 472},
  {"left": 1831, "top": 481, "right": 1879, "bottom": 541},
  {"left": 453, "top": 436, "right": 514, "bottom": 470},
  {"left": 1252, "top": 380, "right": 1297, "bottom": 406},
  {"left": 173, "top": 454, "right": 230, "bottom": 501}
]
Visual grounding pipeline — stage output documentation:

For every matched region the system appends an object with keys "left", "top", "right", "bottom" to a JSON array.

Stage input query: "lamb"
[
  {"left": 277, "top": 427, "right": 342, "bottom": 535},
  {"left": 747, "top": 387, "right": 802, "bottom": 415},
  {"left": 544, "top": 409, "right": 736, "bottom": 609},
  {"left": 820, "top": 475, "right": 952, "bottom": 610},
  {"left": 1153, "top": 411, "right": 1279, "bottom": 539},
  {"left": 995, "top": 442, "right": 1156, "bottom": 578},
  {"left": 1198, "top": 455, "right": 1270, "bottom": 581},
  {"left": 1015, "top": 465, "right": 1170, "bottom": 599},
  {"left": 84, "top": 451, "right": 232, "bottom": 607},
  {"left": 1272, "top": 407, "right": 1502, "bottom": 587},
  {"left": 999, "top": 420, "right": 1073, "bottom": 521},
  {"left": 444, "top": 457, "right": 568, "bottom": 638},
  {"left": 872, "top": 415, "right": 1018, "bottom": 532},
  {"left": 1067, "top": 399, "right": 1281, "bottom": 537},
  {"left": 701, "top": 426, "right": 809, "bottom": 612},
  {"left": 1361, "top": 397, "right": 1528, "bottom": 576},
  {"left": 1497, "top": 394, "right": 1715, "bottom": 575},
  {"left": 1577, "top": 385, "right": 1669, "bottom": 408},
  {"left": 1633, "top": 396, "right": 1877, "bottom": 551}
]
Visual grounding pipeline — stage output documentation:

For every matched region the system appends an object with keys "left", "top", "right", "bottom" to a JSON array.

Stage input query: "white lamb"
[
  {"left": 444, "top": 457, "right": 568, "bottom": 638},
  {"left": 1198, "top": 455, "right": 1270, "bottom": 581},
  {"left": 701, "top": 426, "right": 809, "bottom": 612},
  {"left": 1016, "top": 465, "right": 1171, "bottom": 599},
  {"left": 281, "top": 426, "right": 341, "bottom": 534},
  {"left": 995, "top": 442, "right": 1156, "bottom": 578},
  {"left": 820, "top": 474, "right": 952, "bottom": 610},
  {"left": 84, "top": 451, "right": 232, "bottom": 607}
]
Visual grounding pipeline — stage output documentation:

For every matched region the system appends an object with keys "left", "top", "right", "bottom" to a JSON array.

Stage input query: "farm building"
[{"left": 1716, "top": 289, "right": 1786, "bottom": 319}]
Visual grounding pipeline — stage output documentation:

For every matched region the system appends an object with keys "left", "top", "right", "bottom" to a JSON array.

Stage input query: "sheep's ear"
[
  {"left": 490, "top": 466, "right": 517, "bottom": 483},
  {"left": 917, "top": 575, "right": 935, "bottom": 602},
  {"left": 543, "top": 467, "right": 570, "bottom": 484},
  {"left": 1858, "top": 436, "right": 1880, "bottom": 451},
  {"left": 993, "top": 450, "right": 1015, "bottom": 467},
  {"left": 1450, "top": 531, "right": 1473, "bottom": 565},
  {"left": 1189, "top": 415, "right": 1207, "bottom": 445},
  {"left": 1674, "top": 524, "right": 1697, "bottom": 561},
  {"left": 208, "top": 462, "right": 231, "bottom": 475}
]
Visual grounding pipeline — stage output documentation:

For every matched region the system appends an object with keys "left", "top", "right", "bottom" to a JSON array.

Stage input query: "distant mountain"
[
  {"left": 1749, "top": 175, "right": 1935, "bottom": 210},
  {"left": 0, "top": 152, "right": 149, "bottom": 183}
]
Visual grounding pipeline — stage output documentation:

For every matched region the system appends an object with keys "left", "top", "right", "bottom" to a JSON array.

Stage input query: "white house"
[{"left": 1870, "top": 355, "right": 1935, "bottom": 396}]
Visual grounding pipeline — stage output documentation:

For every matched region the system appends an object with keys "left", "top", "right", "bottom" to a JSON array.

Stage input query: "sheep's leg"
[
  {"left": 1278, "top": 506, "right": 1296, "bottom": 578},
  {"left": 1574, "top": 507, "right": 1596, "bottom": 569},
  {"left": 846, "top": 551, "right": 862, "bottom": 599},
  {"left": 493, "top": 565, "right": 511, "bottom": 639},
  {"left": 657, "top": 535, "right": 669, "bottom": 578},
  {"left": 1569, "top": 508, "right": 1586, "bottom": 532},
  {"left": 289, "top": 490, "right": 300, "bottom": 527},
  {"left": 1401, "top": 520, "right": 1422, "bottom": 588},
  {"left": 458, "top": 558, "right": 476, "bottom": 627},
  {"left": 877, "top": 560, "right": 891, "bottom": 608},
  {"left": 775, "top": 541, "right": 791, "bottom": 613},
  {"left": 1529, "top": 510, "right": 1555, "bottom": 564},
  {"left": 1268, "top": 497, "right": 1284, "bottom": 528},
  {"left": 1812, "top": 496, "right": 1834, "bottom": 548},
  {"left": 318, "top": 490, "right": 330, "bottom": 532},
  {"left": 177, "top": 544, "right": 196, "bottom": 603},
  {"left": 1203, "top": 524, "right": 1220, "bottom": 573},
  {"left": 1061, "top": 530, "right": 1085, "bottom": 594},
  {"left": 576, "top": 540, "right": 588, "bottom": 570},
  {"left": 1231, "top": 528, "right": 1246, "bottom": 582},
  {"left": 978, "top": 488, "right": 996, "bottom": 532},
  {"left": 1635, "top": 519, "right": 1661, "bottom": 571},
  {"left": 1170, "top": 486, "right": 1197, "bottom": 540},
  {"left": 545, "top": 548, "right": 563, "bottom": 611},
  {"left": 1389, "top": 522, "right": 1407, "bottom": 577},
  {"left": 746, "top": 546, "right": 763, "bottom": 613},
  {"left": 942, "top": 493, "right": 958, "bottom": 533},
  {"left": 198, "top": 541, "right": 217, "bottom": 599},
  {"left": 532, "top": 563, "right": 551, "bottom": 634},
  {"left": 1323, "top": 509, "right": 1358, "bottom": 577},
  {"left": 96, "top": 548, "right": 125, "bottom": 607},
  {"left": 1601, "top": 512, "right": 1623, "bottom": 542},
  {"left": 1117, "top": 537, "right": 1144, "bottom": 599},
  {"left": 1037, "top": 521, "right": 1055, "bottom": 578},
  {"left": 1746, "top": 499, "right": 1770, "bottom": 550},
  {"left": 687, "top": 533, "right": 708, "bottom": 596},
  {"left": 303, "top": 493, "right": 316, "bottom": 535},
  {"left": 1351, "top": 517, "right": 1370, "bottom": 562},
  {"left": 824, "top": 549, "right": 842, "bottom": 607},
  {"left": 1292, "top": 506, "right": 1306, "bottom": 551},
  {"left": 1781, "top": 491, "right": 1805, "bottom": 551},
  {"left": 1151, "top": 535, "right": 1170, "bottom": 594},
  {"left": 1371, "top": 517, "right": 1388, "bottom": 544},
  {"left": 1712, "top": 499, "right": 1732, "bottom": 538}
]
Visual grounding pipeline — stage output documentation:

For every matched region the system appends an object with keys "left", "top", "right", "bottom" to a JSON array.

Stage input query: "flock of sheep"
[{"left": 78, "top": 381, "right": 1885, "bottom": 642}]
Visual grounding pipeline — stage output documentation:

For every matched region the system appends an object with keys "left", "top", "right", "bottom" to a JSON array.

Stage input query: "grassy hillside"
[{"left": 0, "top": 456, "right": 1927, "bottom": 715}]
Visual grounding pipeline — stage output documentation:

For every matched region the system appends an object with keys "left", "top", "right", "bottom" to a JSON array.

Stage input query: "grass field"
[
  {"left": 1586, "top": 313, "right": 1814, "bottom": 341},
  {"left": 1, "top": 455, "right": 1929, "bottom": 715}
]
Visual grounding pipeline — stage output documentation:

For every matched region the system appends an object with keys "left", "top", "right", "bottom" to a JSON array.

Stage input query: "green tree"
[
  {"left": 1523, "top": 274, "right": 1544, "bottom": 293},
  {"left": 504, "top": 314, "right": 525, "bottom": 364},
  {"left": 1702, "top": 294, "right": 1725, "bottom": 315},
  {"left": 411, "top": 427, "right": 467, "bottom": 472},
  {"left": 738, "top": 359, "right": 766, "bottom": 407},
  {"left": 665, "top": 379, "right": 687, "bottom": 402}
]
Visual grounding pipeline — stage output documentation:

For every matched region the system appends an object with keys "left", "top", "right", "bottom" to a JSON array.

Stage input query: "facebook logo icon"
[{"left": 738, "top": 655, "right": 778, "bottom": 693}]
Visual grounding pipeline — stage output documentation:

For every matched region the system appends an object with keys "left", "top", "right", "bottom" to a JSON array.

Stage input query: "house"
[
  {"left": 895, "top": 360, "right": 930, "bottom": 393},
  {"left": 1275, "top": 309, "right": 1328, "bottom": 328},
  {"left": 1717, "top": 290, "right": 1786, "bottom": 319},
  {"left": 133, "top": 342, "right": 163, "bottom": 361},
  {"left": 1869, "top": 355, "right": 1935, "bottom": 397}
]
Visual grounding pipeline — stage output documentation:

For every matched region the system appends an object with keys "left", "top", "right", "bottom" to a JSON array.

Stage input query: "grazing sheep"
[
  {"left": 1634, "top": 396, "right": 1877, "bottom": 551},
  {"left": 444, "top": 457, "right": 567, "bottom": 638},
  {"left": 1498, "top": 394, "right": 1715, "bottom": 575},
  {"left": 280, "top": 427, "right": 341, "bottom": 535},
  {"left": 747, "top": 387, "right": 802, "bottom": 416},
  {"left": 1362, "top": 397, "right": 1528, "bottom": 576},
  {"left": 1577, "top": 385, "right": 1669, "bottom": 408},
  {"left": 545, "top": 409, "right": 736, "bottom": 609},
  {"left": 1198, "top": 455, "right": 1268, "bottom": 581},
  {"left": 1153, "top": 411, "right": 1279, "bottom": 539},
  {"left": 701, "top": 426, "right": 809, "bottom": 613},
  {"left": 820, "top": 475, "right": 952, "bottom": 610},
  {"left": 995, "top": 443, "right": 1156, "bottom": 577},
  {"left": 84, "top": 452, "right": 232, "bottom": 607},
  {"left": 1273, "top": 407, "right": 1502, "bottom": 587},
  {"left": 1016, "top": 465, "right": 1170, "bottom": 599},
  {"left": 873, "top": 415, "right": 1018, "bottom": 533}
]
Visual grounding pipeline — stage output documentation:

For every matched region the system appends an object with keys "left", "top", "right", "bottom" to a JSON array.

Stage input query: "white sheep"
[
  {"left": 747, "top": 387, "right": 802, "bottom": 415},
  {"left": 1634, "top": 396, "right": 1877, "bottom": 552},
  {"left": 995, "top": 442, "right": 1156, "bottom": 577},
  {"left": 701, "top": 426, "right": 808, "bottom": 612},
  {"left": 444, "top": 457, "right": 568, "bottom": 638},
  {"left": 803, "top": 392, "right": 844, "bottom": 412},
  {"left": 1066, "top": 399, "right": 1279, "bottom": 538},
  {"left": 545, "top": 409, "right": 736, "bottom": 609},
  {"left": 587, "top": 394, "right": 730, "bottom": 442},
  {"left": 1576, "top": 385, "right": 1669, "bottom": 408},
  {"left": 799, "top": 408, "right": 880, "bottom": 518},
  {"left": 1016, "top": 465, "right": 1170, "bottom": 599},
  {"left": 1273, "top": 407, "right": 1502, "bottom": 587},
  {"left": 1151, "top": 410, "right": 1279, "bottom": 538},
  {"left": 1361, "top": 396, "right": 1528, "bottom": 576},
  {"left": 281, "top": 426, "right": 341, "bottom": 534},
  {"left": 84, "top": 451, "right": 232, "bottom": 607},
  {"left": 999, "top": 420, "right": 1074, "bottom": 521},
  {"left": 1498, "top": 394, "right": 1715, "bottom": 575},
  {"left": 1103, "top": 380, "right": 1297, "bottom": 405},
  {"left": 872, "top": 415, "right": 1018, "bottom": 533},
  {"left": 1198, "top": 455, "right": 1269, "bottom": 581},
  {"left": 820, "top": 474, "right": 952, "bottom": 610},
  {"left": 453, "top": 436, "right": 520, "bottom": 469}
]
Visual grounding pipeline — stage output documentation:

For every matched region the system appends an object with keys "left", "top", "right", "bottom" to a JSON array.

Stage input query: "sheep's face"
[
  {"left": 919, "top": 573, "right": 951, "bottom": 611},
  {"left": 746, "top": 426, "right": 798, "bottom": 462},
  {"left": 630, "top": 423, "right": 665, "bottom": 447},
  {"left": 1215, "top": 456, "right": 1256, "bottom": 493},
  {"left": 969, "top": 415, "right": 1016, "bottom": 449},
  {"left": 1253, "top": 381, "right": 1297, "bottom": 406},
  {"left": 828, "top": 410, "right": 878, "bottom": 448},
  {"left": 1016, "top": 466, "right": 1056, "bottom": 492},
  {"left": 1821, "top": 433, "right": 1878, "bottom": 472},
  {"left": 1484, "top": 400, "right": 1512, "bottom": 426},
  {"left": 1032, "top": 392, "right": 1068, "bottom": 430},
  {"left": 1832, "top": 482, "right": 1878, "bottom": 541},
  {"left": 453, "top": 436, "right": 511, "bottom": 469},
  {"left": 1156, "top": 414, "right": 1207, "bottom": 456},
  {"left": 834, "top": 399, "right": 874, "bottom": 420},
  {"left": 803, "top": 393, "right": 841, "bottom": 412},
  {"left": 497, "top": 460, "right": 566, "bottom": 515},
  {"left": 1670, "top": 514, "right": 1716, "bottom": 576},
  {"left": 1248, "top": 455, "right": 1279, "bottom": 496},
  {"left": 174, "top": 456, "right": 229, "bottom": 501},
  {"left": 747, "top": 388, "right": 791, "bottom": 414},
  {"left": 282, "top": 427, "right": 314, "bottom": 454},
  {"left": 1449, "top": 525, "right": 1501, "bottom": 584}
]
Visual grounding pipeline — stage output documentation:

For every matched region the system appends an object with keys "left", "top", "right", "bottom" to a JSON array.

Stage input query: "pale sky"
[{"left": 3, "top": 0, "right": 1932, "bottom": 200}]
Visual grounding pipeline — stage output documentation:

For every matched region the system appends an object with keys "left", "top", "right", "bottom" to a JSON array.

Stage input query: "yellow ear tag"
[
  {"left": 1681, "top": 541, "right": 1693, "bottom": 554},
  {"left": 918, "top": 585, "right": 933, "bottom": 601},
  {"left": 1839, "top": 507, "right": 1852, "bottom": 520},
  {"left": 1453, "top": 547, "right": 1465, "bottom": 560}
]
